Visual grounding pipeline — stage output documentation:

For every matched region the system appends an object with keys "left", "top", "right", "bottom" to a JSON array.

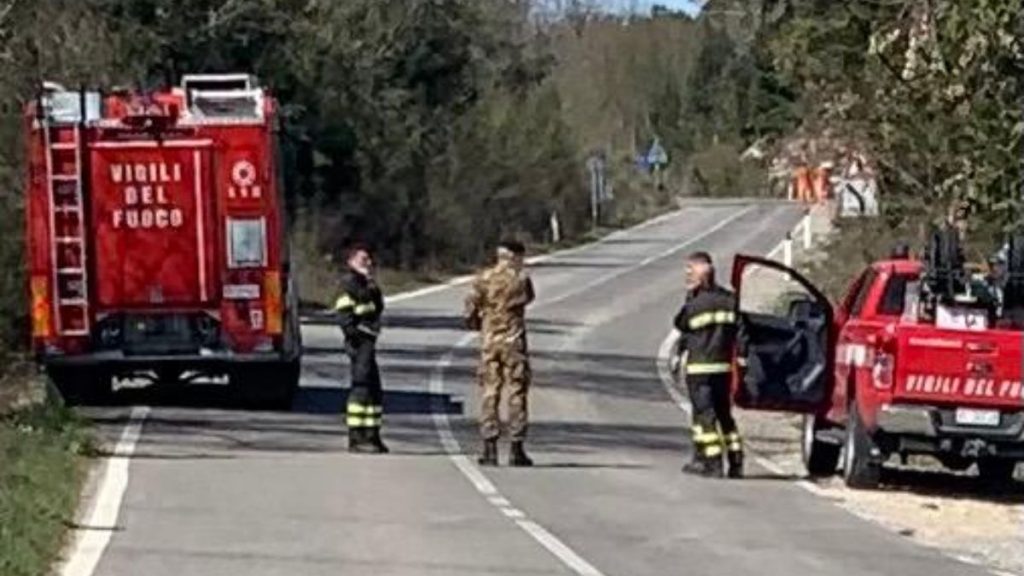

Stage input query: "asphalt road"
[{"left": 76, "top": 200, "right": 991, "bottom": 576}]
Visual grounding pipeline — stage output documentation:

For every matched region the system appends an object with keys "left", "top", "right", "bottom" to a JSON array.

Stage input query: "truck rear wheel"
[
  {"left": 977, "top": 458, "right": 1018, "bottom": 487},
  {"left": 937, "top": 455, "right": 973, "bottom": 472},
  {"left": 802, "top": 414, "right": 841, "bottom": 477},
  {"left": 842, "top": 400, "right": 882, "bottom": 489},
  {"left": 49, "top": 367, "right": 112, "bottom": 406},
  {"left": 231, "top": 360, "right": 299, "bottom": 410}
]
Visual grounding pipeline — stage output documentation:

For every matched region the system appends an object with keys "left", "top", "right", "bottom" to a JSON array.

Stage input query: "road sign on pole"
[{"left": 646, "top": 138, "right": 668, "bottom": 169}]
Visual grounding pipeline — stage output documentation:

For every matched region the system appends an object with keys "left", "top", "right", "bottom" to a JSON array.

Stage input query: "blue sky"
[{"left": 599, "top": 0, "right": 702, "bottom": 14}]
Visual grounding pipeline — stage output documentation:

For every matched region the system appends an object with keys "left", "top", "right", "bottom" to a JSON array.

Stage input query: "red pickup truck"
[{"left": 732, "top": 254, "right": 1022, "bottom": 489}]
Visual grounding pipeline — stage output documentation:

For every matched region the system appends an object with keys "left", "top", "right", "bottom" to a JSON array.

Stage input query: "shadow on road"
[
  {"left": 86, "top": 411, "right": 446, "bottom": 457},
  {"left": 748, "top": 447, "right": 1024, "bottom": 504},
  {"left": 530, "top": 462, "right": 652, "bottom": 470},
  {"left": 302, "top": 312, "right": 580, "bottom": 335},
  {"left": 87, "top": 384, "right": 461, "bottom": 416},
  {"left": 874, "top": 466, "right": 1024, "bottom": 504}
]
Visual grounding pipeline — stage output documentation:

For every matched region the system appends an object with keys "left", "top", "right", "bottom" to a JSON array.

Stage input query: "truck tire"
[
  {"left": 49, "top": 367, "right": 112, "bottom": 406},
  {"left": 977, "top": 458, "right": 1018, "bottom": 487},
  {"left": 232, "top": 361, "right": 299, "bottom": 410},
  {"left": 842, "top": 400, "right": 882, "bottom": 489},
  {"left": 937, "top": 455, "right": 973, "bottom": 472},
  {"left": 802, "top": 414, "right": 841, "bottom": 477}
]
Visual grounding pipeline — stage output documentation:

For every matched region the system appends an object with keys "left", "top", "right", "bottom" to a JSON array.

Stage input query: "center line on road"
[
  {"left": 430, "top": 334, "right": 607, "bottom": 576},
  {"left": 429, "top": 206, "right": 760, "bottom": 576},
  {"left": 551, "top": 207, "right": 755, "bottom": 354}
]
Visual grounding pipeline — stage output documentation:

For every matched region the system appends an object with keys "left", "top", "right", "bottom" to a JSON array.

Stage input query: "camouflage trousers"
[{"left": 478, "top": 339, "right": 531, "bottom": 441}]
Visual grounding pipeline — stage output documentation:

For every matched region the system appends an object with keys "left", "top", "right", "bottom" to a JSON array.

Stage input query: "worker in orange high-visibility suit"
[
  {"left": 793, "top": 165, "right": 813, "bottom": 204},
  {"left": 812, "top": 164, "right": 832, "bottom": 203}
]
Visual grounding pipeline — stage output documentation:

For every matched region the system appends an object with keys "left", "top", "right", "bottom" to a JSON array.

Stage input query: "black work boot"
[
  {"left": 369, "top": 429, "right": 390, "bottom": 454},
  {"left": 478, "top": 439, "right": 498, "bottom": 466},
  {"left": 727, "top": 451, "right": 744, "bottom": 479},
  {"left": 682, "top": 455, "right": 724, "bottom": 478},
  {"left": 348, "top": 428, "right": 370, "bottom": 452},
  {"left": 509, "top": 441, "right": 533, "bottom": 467},
  {"left": 349, "top": 428, "right": 384, "bottom": 454}
]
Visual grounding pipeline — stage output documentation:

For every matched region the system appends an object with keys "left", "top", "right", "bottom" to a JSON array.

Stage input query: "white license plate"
[
  {"left": 223, "top": 284, "right": 260, "bottom": 300},
  {"left": 954, "top": 408, "right": 1000, "bottom": 427}
]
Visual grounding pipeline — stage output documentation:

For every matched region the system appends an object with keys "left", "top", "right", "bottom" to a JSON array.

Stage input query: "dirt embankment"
[{"left": 739, "top": 206, "right": 1024, "bottom": 575}]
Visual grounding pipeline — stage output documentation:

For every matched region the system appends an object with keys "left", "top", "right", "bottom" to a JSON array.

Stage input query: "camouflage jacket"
[{"left": 464, "top": 260, "right": 535, "bottom": 345}]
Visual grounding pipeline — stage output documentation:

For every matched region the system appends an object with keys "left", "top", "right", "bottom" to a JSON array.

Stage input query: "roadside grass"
[{"left": 0, "top": 392, "right": 92, "bottom": 576}]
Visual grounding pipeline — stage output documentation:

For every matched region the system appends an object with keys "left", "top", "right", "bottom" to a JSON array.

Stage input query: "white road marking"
[
  {"left": 552, "top": 207, "right": 757, "bottom": 353},
  {"left": 542, "top": 207, "right": 755, "bottom": 310},
  {"left": 388, "top": 207, "right": 684, "bottom": 305},
  {"left": 431, "top": 334, "right": 607, "bottom": 576},
  {"left": 60, "top": 406, "right": 150, "bottom": 576},
  {"left": 426, "top": 206, "right": 760, "bottom": 576}
]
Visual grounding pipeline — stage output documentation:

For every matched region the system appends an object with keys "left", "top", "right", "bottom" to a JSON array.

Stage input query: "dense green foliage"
[
  {"left": 0, "top": 0, "right": 781, "bottom": 351},
  {"left": 0, "top": 0, "right": 1020, "bottom": 350},
  {"left": 768, "top": 0, "right": 1023, "bottom": 280}
]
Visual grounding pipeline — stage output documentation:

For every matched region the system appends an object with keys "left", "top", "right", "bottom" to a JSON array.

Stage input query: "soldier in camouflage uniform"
[{"left": 464, "top": 240, "right": 536, "bottom": 467}]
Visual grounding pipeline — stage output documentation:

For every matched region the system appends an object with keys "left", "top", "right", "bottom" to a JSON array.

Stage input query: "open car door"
[{"left": 731, "top": 255, "right": 835, "bottom": 413}]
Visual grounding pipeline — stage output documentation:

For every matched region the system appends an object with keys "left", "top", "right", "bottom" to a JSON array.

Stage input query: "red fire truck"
[
  {"left": 25, "top": 74, "right": 302, "bottom": 407},
  {"left": 732, "top": 231, "right": 1023, "bottom": 489}
]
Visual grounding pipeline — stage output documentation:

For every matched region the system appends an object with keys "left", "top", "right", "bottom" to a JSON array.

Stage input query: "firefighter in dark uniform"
[
  {"left": 670, "top": 252, "right": 743, "bottom": 478},
  {"left": 334, "top": 243, "right": 389, "bottom": 454}
]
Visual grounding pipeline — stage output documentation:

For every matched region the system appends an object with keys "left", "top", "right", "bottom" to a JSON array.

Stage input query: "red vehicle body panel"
[
  {"left": 733, "top": 255, "right": 1023, "bottom": 434},
  {"left": 90, "top": 143, "right": 216, "bottom": 307},
  {"left": 25, "top": 79, "right": 298, "bottom": 373},
  {"left": 827, "top": 259, "right": 1022, "bottom": 429}
]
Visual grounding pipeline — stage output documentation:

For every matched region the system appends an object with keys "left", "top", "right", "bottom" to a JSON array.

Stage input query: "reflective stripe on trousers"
[
  {"left": 692, "top": 425, "right": 723, "bottom": 458},
  {"left": 685, "top": 362, "right": 732, "bottom": 375},
  {"left": 724, "top": 431, "right": 742, "bottom": 453},
  {"left": 347, "top": 402, "right": 383, "bottom": 428},
  {"left": 692, "top": 426, "right": 742, "bottom": 457}
]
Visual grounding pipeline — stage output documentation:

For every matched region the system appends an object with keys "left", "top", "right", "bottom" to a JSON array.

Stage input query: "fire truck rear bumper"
[
  {"left": 877, "top": 403, "right": 1024, "bottom": 457},
  {"left": 42, "top": 349, "right": 295, "bottom": 370},
  {"left": 876, "top": 404, "right": 939, "bottom": 436}
]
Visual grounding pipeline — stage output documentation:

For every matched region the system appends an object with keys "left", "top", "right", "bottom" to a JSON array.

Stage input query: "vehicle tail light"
[
  {"left": 264, "top": 271, "right": 282, "bottom": 335},
  {"left": 872, "top": 352, "right": 894, "bottom": 390},
  {"left": 31, "top": 275, "right": 52, "bottom": 338}
]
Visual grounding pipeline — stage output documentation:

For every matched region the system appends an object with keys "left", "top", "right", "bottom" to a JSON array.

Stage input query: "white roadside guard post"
[
  {"left": 802, "top": 208, "right": 812, "bottom": 250},
  {"left": 783, "top": 232, "right": 793, "bottom": 267}
]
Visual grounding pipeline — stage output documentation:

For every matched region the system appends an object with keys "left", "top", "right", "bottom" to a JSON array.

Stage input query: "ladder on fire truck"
[{"left": 39, "top": 90, "right": 91, "bottom": 337}]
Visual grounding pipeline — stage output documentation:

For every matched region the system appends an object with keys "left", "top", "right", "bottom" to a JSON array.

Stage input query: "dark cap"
[
  {"left": 687, "top": 251, "right": 713, "bottom": 266},
  {"left": 344, "top": 241, "right": 374, "bottom": 259},
  {"left": 498, "top": 239, "right": 526, "bottom": 256}
]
